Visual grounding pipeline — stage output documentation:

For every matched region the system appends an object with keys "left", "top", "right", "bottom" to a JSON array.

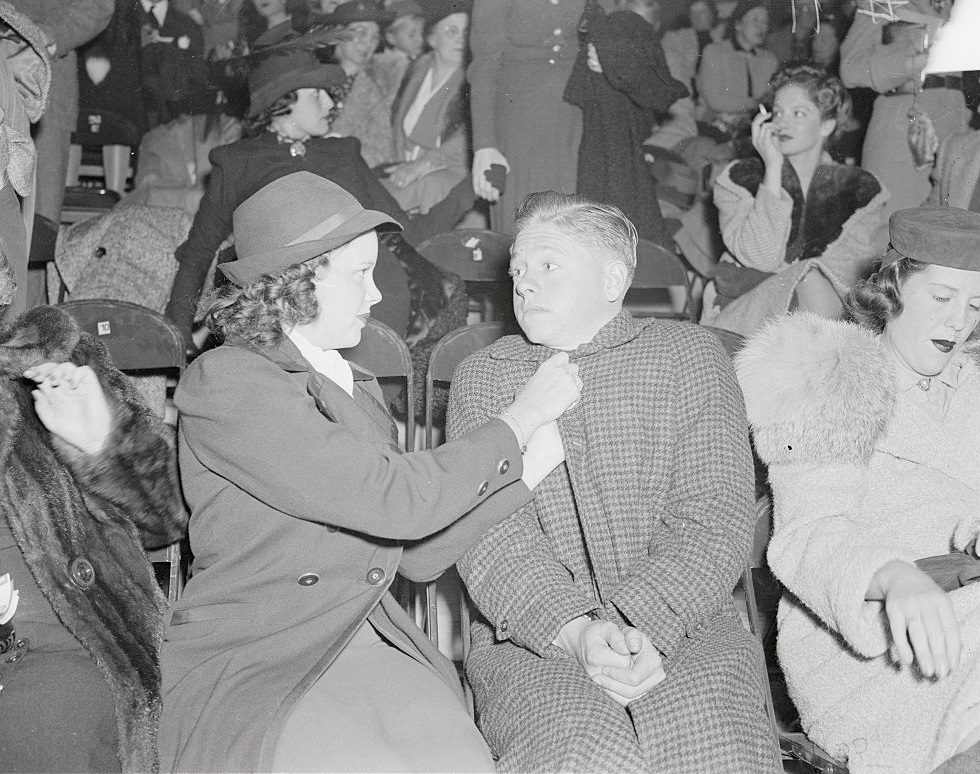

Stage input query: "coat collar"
[
  {"left": 234, "top": 333, "right": 373, "bottom": 382},
  {"left": 487, "top": 309, "right": 647, "bottom": 364}
]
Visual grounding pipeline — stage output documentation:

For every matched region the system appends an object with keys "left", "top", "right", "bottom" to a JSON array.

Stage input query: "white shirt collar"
[
  {"left": 141, "top": 0, "right": 168, "bottom": 25},
  {"left": 286, "top": 328, "right": 354, "bottom": 397}
]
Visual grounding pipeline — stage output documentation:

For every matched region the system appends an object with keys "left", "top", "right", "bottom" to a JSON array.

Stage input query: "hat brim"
[
  {"left": 220, "top": 208, "right": 401, "bottom": 286},
  {"left": 322, "top": 9, "right": 396, "bottom": 26},
  {"left": 247, "top": 64, "right": 346, "bottom": 119}
]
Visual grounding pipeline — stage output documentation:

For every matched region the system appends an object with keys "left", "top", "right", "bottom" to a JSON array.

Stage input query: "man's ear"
[{"left": 604, "top": 260, "right": 630, "bottom": 302}]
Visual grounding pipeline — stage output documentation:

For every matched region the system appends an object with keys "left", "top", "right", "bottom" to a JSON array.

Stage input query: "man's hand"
[
  {"left": 554, "top": 615, "right": 632, "bottom": 676},
  {"left": 590, "top": 627, "right": 666, "bottom": 707}
]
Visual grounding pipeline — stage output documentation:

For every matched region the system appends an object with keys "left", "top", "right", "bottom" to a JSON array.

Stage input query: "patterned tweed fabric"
[{"left": 448, "top": 311, "right": 781, "bottom": 773}]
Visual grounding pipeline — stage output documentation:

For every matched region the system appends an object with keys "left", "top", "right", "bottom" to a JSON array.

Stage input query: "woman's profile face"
[
  {"left": 428, "top": 13, "right": 469, "bottom": 67},
  {"left": 735, "top": 6, "right": 769, "bottom": 48},
  {"left": 335, "top": 21, "right": 381, "bottom": 71},
  {"left": 883, "top": 264, "right": 980, "bottom": 377},
  {"left": 285, "top": 87, "right": 334, "bottom": 139},
  {"left": 771, "top": 84, "right": 834, "bottom": 157},
  {"left": 293, "top": 230, "right": 382, "bottom": 350}
]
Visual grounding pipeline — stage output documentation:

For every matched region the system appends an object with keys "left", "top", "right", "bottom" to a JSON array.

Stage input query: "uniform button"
[
  {"left": 552, "top": 44, "right": 561, "bottom": 52},
  {"left": 548, "top": 58, "right": 556, "bottom": 65},
  {"left": 366, "top": 567, "right": 386, "bottom": 586},
  {"left": 497, "top": 459, "right": 510, "bottom": 475},
  {"left": 6, "top": 651, "right": 22, "bottom": 663},
  {"left": 499, "top": 619, "right": 509, "bottom": 633},
  {"left": 553, "top": 28, "right": 562, "bottom": 35},
  {"left": 15, "top": 638, "right": 28, "bottom": 650},
  {"left": 297, "top": 573, "right": 319, "bottom": 586},
  {"left": 477, "top": 480, "right": 489, "bottom": 496},
  {"left": 69, "top": 557, "right": 96, "bottom": 589}
]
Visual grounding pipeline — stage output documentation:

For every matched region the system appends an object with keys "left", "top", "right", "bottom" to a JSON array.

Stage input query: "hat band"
[{"left": 286, "top": 203, "right": 363, "bottom": 245}]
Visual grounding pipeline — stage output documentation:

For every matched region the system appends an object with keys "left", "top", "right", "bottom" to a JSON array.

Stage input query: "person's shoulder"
[
  {"left": 820, "top": 163, "right": 885, "bottom": 209},
  {"left": 311, "top": 134, "right": 363, "bottom": 157},
  {"left": 179, "top": 343, "right": 283, "bottom": 400},
  {"left": 721, "top": 156, "right": 764, "bottom": 192},
  {"left": 455, "top": 333, "right": 525, "bottom": 376},
  {"left": 210, "top": 134, "right": 267, "bottom": 165},
  {"left": 736, "top": 312, "right": 894, "bottom": 465},
  {"left": 635, "top": 318, "right": 731, "bottom": 368},
  {"left": 700, "top": 38, "right": 731, "bottom": 58}
]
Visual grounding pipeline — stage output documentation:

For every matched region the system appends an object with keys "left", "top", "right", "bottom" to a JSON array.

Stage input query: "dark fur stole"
[{"left": 0, "top": 306, "right": 185, "bottom": 773}]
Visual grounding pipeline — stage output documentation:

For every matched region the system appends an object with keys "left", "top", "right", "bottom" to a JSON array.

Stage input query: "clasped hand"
[
  {"left": 24, "top": 362, "right": 113, "bottom": 456},
  {"left": 557, "top": 617, "right": 666, "bottom": 707}
]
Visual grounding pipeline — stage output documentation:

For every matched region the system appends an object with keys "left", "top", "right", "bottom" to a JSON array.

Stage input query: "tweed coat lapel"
[{"left": 488, "top": 311, "right": 653, "bottom": 596}]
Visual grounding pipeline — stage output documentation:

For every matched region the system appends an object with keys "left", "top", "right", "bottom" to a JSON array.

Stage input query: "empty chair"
[{"left": 625, "top": 238, "right": 693, "bottom": 321}]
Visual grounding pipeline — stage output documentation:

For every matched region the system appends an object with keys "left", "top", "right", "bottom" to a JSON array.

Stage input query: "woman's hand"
[
  {"left": 472, "top": 147, "right": 509, "bottom": 202},
  {"left": 520, "top": 420, "right": 565, "bottom": 489},
  {"left": 507, "top": 352, "right": 581, "bottom": 435},
  {"left": 751, "top": 107, "right": 783, "bottom": 169},
  {"left": 24, "top": 362, "right": 113, "bottom": 456},
  {"left": 387, "top": 160, "right": 430, "bottom": 189},
  {"left": 871, "top": 560, "right": 961, "bottom": 679}
]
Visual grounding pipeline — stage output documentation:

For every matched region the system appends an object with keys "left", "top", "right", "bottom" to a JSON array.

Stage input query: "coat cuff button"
[
  {"left": 297, "top": 573, "right": 319, "bottom": 586},
  {"left": 477, "top": 480, "right": 489, "bottom": 496},
  {"left": 497, "top": 459, "right": 510, "bottom": 475},
  {"left": 366, "top": 567, "right": 386, "bottom": 586}
]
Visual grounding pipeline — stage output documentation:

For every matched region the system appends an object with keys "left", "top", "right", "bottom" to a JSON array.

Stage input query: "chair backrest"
[
  {"left": 425, "top": 321, "right": 511, "bottom": 450},
  {"left": 626, "top": 239, "right": 694, "bottom": 321},
  {"left": 341, "top": 316, "right": 415, "bottom": 453},
  {"left": 59, "top": 299, "right": 186, "bottom": 605},
  {"left": 415, "top": 229, "right": 513, "bottom": 283},
  {"left": 60, "top": 298, "right": 185, "bottom": 375},
  {"left": 702, "top": 325, "right": 746, "bottom": 360}
]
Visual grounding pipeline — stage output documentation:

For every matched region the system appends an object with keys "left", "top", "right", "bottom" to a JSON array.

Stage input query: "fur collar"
[
  {"left": 735, "top": 312, "right": 895, "bottom": 466},
  {"left": 0, "top": 305, "right": 80, "bottom": 376},
  {"left": 728, "top": 158, "right": 883, "bottom": 263}
]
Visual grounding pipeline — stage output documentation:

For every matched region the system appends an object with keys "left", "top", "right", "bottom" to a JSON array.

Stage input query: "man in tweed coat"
[{"left": 448, "top": 191, "right": 780, "bottom": 773}]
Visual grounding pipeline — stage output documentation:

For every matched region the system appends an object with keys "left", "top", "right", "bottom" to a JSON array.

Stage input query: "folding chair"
[
  {"left": 625, "top": 238, "right": 694, "bottom": 321},
  {"left": 415, "top": 229, "right": 513, "bottom": 322},
  {"left": 341, "top": 316, "right": 415, "bottom": 453},
  {"left": 742, "top": 495, "right": 850, "bottom": 774},
  {"left": 59, "top": 299, "right": 187, "bottom": 604}
]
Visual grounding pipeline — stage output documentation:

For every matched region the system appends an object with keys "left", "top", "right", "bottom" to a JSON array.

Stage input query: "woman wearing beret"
[
  {"left": 736, "top": 207, "right": 980, "bottom": 774},
  {"left": 158, "top": 171, "right": 580, "bottom": 772}
]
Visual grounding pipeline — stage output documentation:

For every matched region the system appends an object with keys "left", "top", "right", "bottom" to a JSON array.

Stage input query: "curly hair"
[
  {"left": 843, "top": 256, "right": 927, "bottom": 334},
  {"left": 244, "top": 88, "right": 301, "bottom": 136},
  {"left": 770, "top": 63, "right": 852, "bottom": 143},
  {"left": 204, "top": 252, "right": 331, "bottom": 347}
]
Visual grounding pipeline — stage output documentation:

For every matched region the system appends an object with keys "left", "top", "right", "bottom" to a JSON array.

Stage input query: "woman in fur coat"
[
  {"left": 736, "top": 206, "right": 980, "bottom": 774},
  {"left": 0, "top": 252, "right": 186, "bottom": 772},
  {"left": 702, "top": 64, "right": 888, "bottom": 337}
]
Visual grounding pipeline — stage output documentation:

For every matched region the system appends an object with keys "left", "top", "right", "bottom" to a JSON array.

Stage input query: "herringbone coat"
[{"left": 449, "top": 311, "right": 781, "bottom": 773}]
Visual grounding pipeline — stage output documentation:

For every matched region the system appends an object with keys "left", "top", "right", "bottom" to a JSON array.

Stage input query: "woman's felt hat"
[
  {"left": 246, "top": 27, "right": 347, "bottom": 118},
  {"left": 321, "top": 0, "right": 395, "bottom": 26},
  {"left": 880, "top": 207, "right": 980, "bottom": 272},
  {"left": 221, "top": 172, "right": 402, "bottom": 286}
]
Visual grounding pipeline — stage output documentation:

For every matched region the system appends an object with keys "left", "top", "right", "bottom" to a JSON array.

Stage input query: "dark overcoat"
[
  {"left": 450, "top": 312, "right": 781, "bottom": 773},
  {"left": 158, "top": 334, "right": 531, "bottom": 772},
  {"left": 0, "top": 305, "right": 185, "bottom": 773}
]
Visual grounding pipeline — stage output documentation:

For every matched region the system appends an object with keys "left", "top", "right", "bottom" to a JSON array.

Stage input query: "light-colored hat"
[
  {"left": 880, "top": 207, "right": 980, "bottom": 271},
  {"left": 220, "top": 172, "right": 401, "bottom": 286}
]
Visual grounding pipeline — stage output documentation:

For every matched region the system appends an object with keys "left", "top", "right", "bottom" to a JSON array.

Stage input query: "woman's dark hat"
[
  {"left": 322, "top": 0, "right": 395, "bottom": 26},
  {"left": 246, "top": 27, "right": 347, "bottom": 118},
  {"left": 424, "top": 0, "right": 472, "bottom": 27},
  {"left": 881, "top": 207, "right": 980, "bottom": 271},
  {"left": 222, "top": 172, "right": 402, "bottom": 286}
]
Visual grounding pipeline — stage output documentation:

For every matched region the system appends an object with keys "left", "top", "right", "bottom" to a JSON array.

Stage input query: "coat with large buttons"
[
  {"left": 158, "top": 335, "right": 530, "bottom": 773},
  {"left": 450, "top": 312, "right": 781, "bottom": 773},
  {"left": 0, "top": 305, "right": 185, "bottom": 774}
]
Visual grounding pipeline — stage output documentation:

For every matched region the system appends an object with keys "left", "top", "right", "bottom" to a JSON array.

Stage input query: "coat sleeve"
[
  {"left": 450, "top": 352, "right": 599, "bottom": 657},
  {"left": 607, "top": 331, "right": 756, "bottom": 660},
  {"left": 467, "top": 0, "right": 507, "bottom": 151},
  {"left": 714, "top": 161, "right": 793, "bottom": 272},
  {"left": 59, "top": 333, "right": 187, "bottom": 551},
  {"left": 839, "top": 11, "right": 913, "bottom": 94},
  {"left": 165, "top": 143, "right": 236, "bottom": 345},
  {"left": 176, "top": 346, "right": 526, "bottom": 541},
  {"left": 736, "top": 313, "right": 909, "bottom": 658}
]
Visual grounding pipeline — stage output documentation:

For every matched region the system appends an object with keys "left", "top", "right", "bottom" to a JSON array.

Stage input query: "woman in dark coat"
[
  {"left": 164, "top": 31, "right": 474, "bottom": 352},
  {"left": 0, "top": 253, "right": 185, "bottom": 773},
  {"left": 158, "top": 171, "right": 580, "bottom": 772}
]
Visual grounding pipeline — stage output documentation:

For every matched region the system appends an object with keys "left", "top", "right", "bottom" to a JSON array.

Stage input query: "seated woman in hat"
[
  {"left": 736, "top": 207, "right": 980, "bottom": 774},
  {"left": 158, "top": 171, "right": 581, "bottom": 773},
  {"left": 382, "top": 1, "right": 470, "bottom": 216},
  {"left": 323, "top": 0, "right": 395, "bottom": 168},
  {"left": 164, "top": 28, "right": 474, "bottom": 357}
]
